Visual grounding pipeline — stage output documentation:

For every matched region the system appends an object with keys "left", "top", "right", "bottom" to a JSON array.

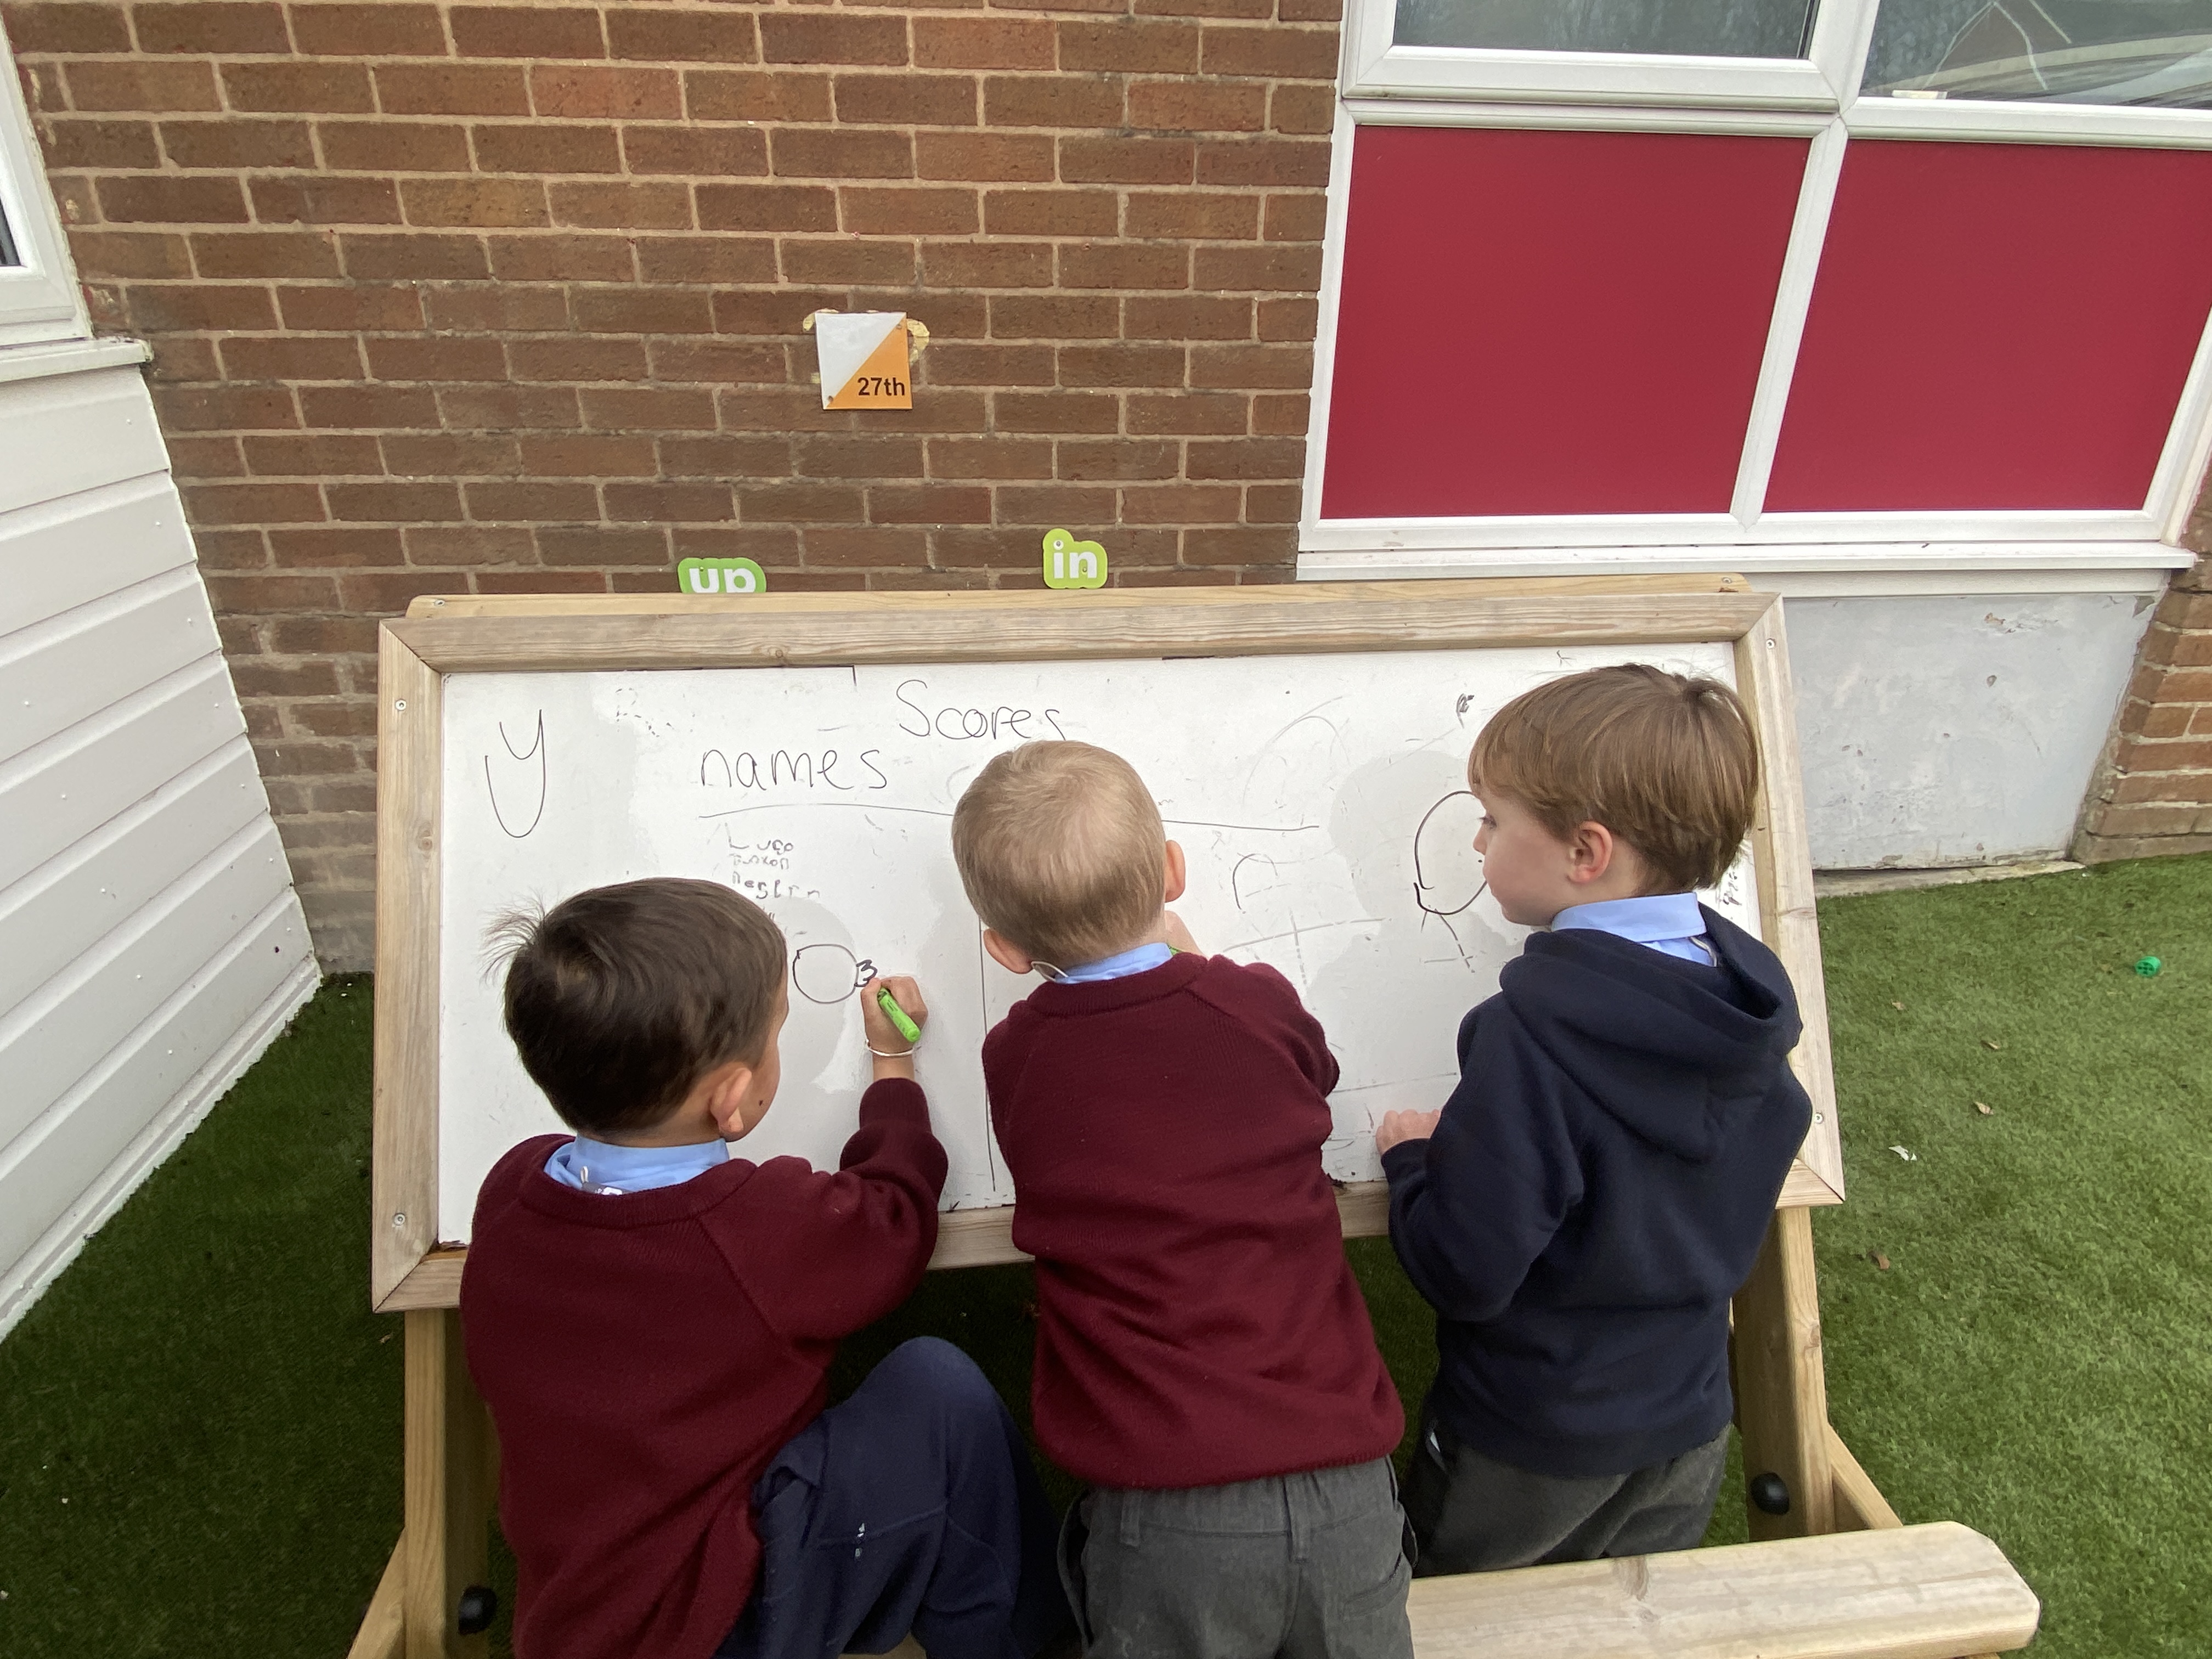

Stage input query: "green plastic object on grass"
[{"left": 2135, "top": 955, "right": 2163, "bottom": 977}]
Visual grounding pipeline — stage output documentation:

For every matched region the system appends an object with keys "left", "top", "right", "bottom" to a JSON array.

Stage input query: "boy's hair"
[
  {"left": 1470, "top": 664, "right": 1759, "bottom": 893},
  {"left": 952, "top": 741, "right": 1165, "bottom": 969},
  {"left": 489, "top": 877, "right": 786, "bottom": 1136}
]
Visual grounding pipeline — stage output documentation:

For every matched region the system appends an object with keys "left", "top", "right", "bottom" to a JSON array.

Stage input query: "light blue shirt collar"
[
  {"left": 1054, "top": 942, "right": 1175, "bottom": 984},
  {"left": 1553, "top": 893, "right": 1715, "bottom": 966},
  {"left": 544, "top": 1135, "right": 728, "bottom": 1195}
]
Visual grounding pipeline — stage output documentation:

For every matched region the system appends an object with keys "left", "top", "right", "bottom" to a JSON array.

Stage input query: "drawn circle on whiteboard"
[
  {"left": 1413, "top": 790, "right": 1488, "bottom": 918},
  {"left": 792, "top": 943, "right": 873, "bottom": 1005}
]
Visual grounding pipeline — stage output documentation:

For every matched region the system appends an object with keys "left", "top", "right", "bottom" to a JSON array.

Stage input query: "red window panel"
[
  {"left": 1321, "top": 125, "right": 1807, "bottom": 520},
  {"left": 1768, "top": 141, "right": 2212, "bottom": 514}
]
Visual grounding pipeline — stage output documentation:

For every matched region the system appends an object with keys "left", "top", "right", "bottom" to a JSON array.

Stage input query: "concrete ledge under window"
[{"left": 0, "top": 336, "right": 152, "bottom": 387}]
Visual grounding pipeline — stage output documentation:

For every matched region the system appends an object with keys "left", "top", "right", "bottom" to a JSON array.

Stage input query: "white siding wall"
[{"left": 0, "top": 354, "right": 317, "bottom": 1339}]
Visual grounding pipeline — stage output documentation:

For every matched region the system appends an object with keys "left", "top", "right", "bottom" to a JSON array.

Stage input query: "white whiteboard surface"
[{"left": 437, "top": 644, "right": 1756, "bottom": 1242}]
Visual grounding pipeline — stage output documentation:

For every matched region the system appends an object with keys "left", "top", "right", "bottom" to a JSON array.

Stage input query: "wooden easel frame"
[{"left": 353, "top": 577, "right": 1877, "bottom": 1659}]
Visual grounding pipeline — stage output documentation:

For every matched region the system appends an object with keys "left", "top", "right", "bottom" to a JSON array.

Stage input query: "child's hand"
[
  {"left": 862, "top": 975, "right": 927, "bottom": 1081},
  {"left": 1163, "top": 909, "right": 1201, "bottom": 955},
  {"left": 1376, "top": 1109, "right": 1441, "bottom": 1156}
]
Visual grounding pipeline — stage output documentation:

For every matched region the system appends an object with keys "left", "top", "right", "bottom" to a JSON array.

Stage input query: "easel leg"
[
  {"left": 347, "top": 1532, "right": 407, "bottom": 1659},
  {"left": 1731, "top": 1206, "right": 1836, "bottom": 1539},
  {"left": 403, "top": 1308, "right": 496, "bottom": 1659}
]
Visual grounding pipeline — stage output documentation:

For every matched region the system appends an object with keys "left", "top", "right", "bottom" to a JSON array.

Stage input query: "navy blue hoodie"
[{"left": 1381, "top": 907, "right": 1812, "bottom": 1479}]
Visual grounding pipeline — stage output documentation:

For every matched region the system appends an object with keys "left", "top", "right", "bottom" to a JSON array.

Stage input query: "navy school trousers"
[{"left": 718, "top": 1337, "right": 1073, "bottom": 1659}]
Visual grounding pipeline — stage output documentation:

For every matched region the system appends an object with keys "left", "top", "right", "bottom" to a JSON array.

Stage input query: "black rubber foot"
[
  {"left": 457, "top": 1585, "right": 498, "bottom": 1636},
  {"left": 1748, "top": 1472, "right": 1791, "bottom": 1515}
]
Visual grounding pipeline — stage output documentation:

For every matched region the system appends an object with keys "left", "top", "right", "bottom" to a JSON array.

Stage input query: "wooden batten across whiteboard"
[{"left": 372, "top": 578, "right": 1842, "bottom": 1313}]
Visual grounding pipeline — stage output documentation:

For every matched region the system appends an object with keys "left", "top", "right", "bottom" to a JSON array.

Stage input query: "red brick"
[
  {"left": 340, "top": 571, "right": 483, "bottom": 611},
  {"left": 1125, "top": 295, "right": 1252, "bottom": 340},
  {"left": 1244, "top": 483, "right": 1304, "bottom": 523},
  {"left": 209, "top": 573, "right": 346, "bottom": 613},
  {"left": 605, "top": 482, "right": 737, "bottom": 522},
  {"left": 488, "top": 233, "right": 636, "bottom": 280},
  {"left": 327, "top": 480, "right": 465, "bottom": 521},
  {"left": 581, "top": 387, "right": 716, "bottom": 431},
  {"left": 365, "top": 335, "right": 509, "bottom": 381},
  {"left": 539, "top": 528, "right": 669, "bottom": 568},
  {"left": 464, "top": 121, "right": 617, "bottom": 176},
  {"left": 866, "top": 483, "right": 994, "bottom": 523},
  {"left": 2119, "top": 698, "right": 2190, "bottom": 739},
  {"left": 1187, "top": 437, "right": 1302, "bottom": 479},
  {"left": 1059, "top": 342, "right": 1184, "bottom": 387},
  {"left": 923, "top": 240, "right": 1053, "bottom": 288},
  {"left": 2111, "top": 770, "right": 2212, "bottom": 804},
  {"left": 449, "top": 5, "right": 603, "bottom": 59},
  {"left": 684, "top": 70, "right": 832, "bottom": 123},
  {"left": 834, "top": 72, "right": 978, "bottom": 126},
  {"left": 916, "top": 131, "right": 1053, "bottom": 183},
  {"left": 719, "top": 385, "right": 869, "bottom": 433},
  {"left": 465, "top": 480, "right": 597, "bottom": 521},
  {"left": 376, "top": 64, "right": 530, "bottom": 117},
  {"left": 1128, "top": 391, "right": 1246, "bottom": 434},
  {"left": 68, "top": 229, "right": 193, "bottom": 278},
  {"left": 913, "top": 16, "right": 1054, "bottom": 68},
  {"left": 1200, "top": 24, "right": 1338, "bottom": 78},
  {"left": 1278, "top": 0, "right": 1342, "bottom": 19},
  {"left": 58, "top": 59, "right": 213, "bottom": 110},
  {"left": 637, "top": 236, "right": 780, "bottom": 285},
  {"left": 1118, "top": 482, "right": 1238, "bottom": 522},
  {"left": 166, "top": 436, "right": 247, "bottom": 479},
  {"left": 1269, "top": 82, "right": 1334, "bottom": 135},
  {"left": 252, "top": 174, "right": 401, "bottom": 225},
  {"left": 1140, "top": 0, "right": 1274, "bottom": 15},
  {"left": 5, "top": 3, "right": 132, "bottom": 53},
  {"left": 1191, "top": 342, "right": 1312, "bottom": 387},
  {"left": 698, "top": 180, "right": 840, "bottom": 232},
  {"left": 41, "top": 117, "right": 160, "bottom": 171},
  {"left": 1257, "top": 296, "right": 1319, "bottom": 342},
  {"left": 298, "top": 382, "right": 439, "bottom": 427},
  {"left": 96, "top": 173, "right": 249, "bottom": 223},
  {"left": 419, "top": 284, "right": 566, "bottom": 332},
  {"left": 788, "top": 435, "right": 924, "bottom": 478},
  {"left": 1057, "top": 439, "right": 1178, "bottom": 480},
  {"left": 184, "top": 481, "right": 327, "bottom": 524},
  {"left": 984, "top": 189, "right": 1116, "bottom": 237},
  {"left": 437, "top": 384, "right": 582, "bottom": 428},
  {"left": 1263, "top": 192, "right": 1327, "bottom": 242},
  {"left": 222, "top": 61, "right": 374, "bottom": 114},
  {"left": 924, "top": 342, "right": 1054, "bottom": 386},
  {"left": 927, "top": 526, "right": 1034, "bottom": 568},
  {"left": 1059, "top": 135, "right": 1193, "bottom": 184},
  {"left": 221, "top": 334, "right": 365, "bottom": 381},
  {"left": 289, "top": 3, "right": 446, "bottom": 55},
  {"left": 1059, "top": 242, "right": 1189, "bottom": 290},
  {"left": 713, "top": 288, "right": 844, "bottom": 336},
  {"left": 1060, "top": 19, "right": 1199, "bottom": 72},
  {"left": 154, "top": 117, "right": 306, "bottom": 170},
  {"left": 620, "top": 124, "right": 768, "bottom": 177},
  {"left": 277, "top": 284, "right": 422, "bottom": 331},
  {"left": 244, "top": 433, "right": 382, "bottom": 475},
  {"left": 402, "top": 178, "right": 548, "bottom": 228},
  {"left": 2124, "top": 736, "right": 2212, "bottom": 771},
  {"left": 842, "top": 187, "right": 978, "bottom": 236},
  {"left": 1129, "top": 79, "right": 1265, "bottom": 133},
  {"left": 570, "top": 286, "right": 715, "bottom": 335},
  {"left": 774, "top": 127, "right": 913, "bottom": 180},
  {"left": 520, "top": 435, "right": 657, "bottom": 476},
  {"left": 187, "top": 230, "right": 336, "bottom": 283},
  {"left": 780, "top": 238, "right": 917, "bottom": 285},
  {"left": 1182, "top": 525, "right": 1293, "bottom": 565},
  {"left": 741, "top": 482, "right": 866, "bottom": 522},
  {"left": 409, "top": 523, "right": 537, "bottom": 562},
  {"left": 1197, "top": 244, "right": 1324, "bottom": 291},
  {"left": 381, "top": 433, "right": 521, "bottom": 477},
  {"left": 606, "top": 6, "right": 758, "bottom": 63},
  {"left": 1126, "top": 189, "right": 1258, "bottom": 239},
  {"left": 988, "top": 294, "right": 1116, "bottom": 338},
  {"left": 986, "top": 75, "right": 1122, "bottom": 129},
  {"left": 927, "top": 436, "right": 1054, "bottom": 479},
  {"left": 154, "top": 381, "right": 298, "bottom": 431},
  {"left": 547, "top": 181, "right": 692, "bottom": 229},
  {"left": 306, "top": 121, "right": 460, "bottom": 172},
  {"left": 799, "top": 526, "right": 928, "bottom": 567},
  {"left": 133, "top": 2, "right": 288, "bottom": 54},
  {"left": 1198, "top": 138, "right": 1330, "bottom": 187},
  {"left": 2159, "top": 588, "right": 2212, "bottom": 629},
  {"left": 759, "top": 12, "right": 909, "bottom": 66},
  {"left": 528, "top": 64, "right": 681, "bottom": 120},
  {"left": 659, "top": 435, "right": 793, "bottom": 477},
  {"left": 994, "top": 391, "right": 1118, "bottom": 433}
]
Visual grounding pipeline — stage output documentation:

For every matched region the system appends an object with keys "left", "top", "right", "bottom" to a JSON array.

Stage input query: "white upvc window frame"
[
  {"left": 0, "top": 20, "right": 90, "bottom": 349},
  {"left": 1304, "top": 0, "right": 2212, "bottom": 582}
]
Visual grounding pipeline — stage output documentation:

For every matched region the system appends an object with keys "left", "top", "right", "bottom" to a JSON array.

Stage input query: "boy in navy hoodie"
[{"left": 1376, "top": 664, "right": 1813, "bottom": 1574}]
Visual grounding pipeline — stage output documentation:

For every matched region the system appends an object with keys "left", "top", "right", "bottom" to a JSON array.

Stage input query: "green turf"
[{"left": 2, "top": 856, "right": 2207, "bottom": 1655}]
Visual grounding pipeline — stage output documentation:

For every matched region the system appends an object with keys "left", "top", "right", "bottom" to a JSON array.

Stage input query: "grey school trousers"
[
  {"left": 1058, "top": 1456, "right": 1413, "bottom": 1659},
  {"left": 1401, "top": 1407, "right": 1729, "bottom": 1576}
]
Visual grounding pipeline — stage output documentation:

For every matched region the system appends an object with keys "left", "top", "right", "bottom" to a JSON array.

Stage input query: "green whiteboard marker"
[{"left": 876, "top": 986, "right": 922, "bottom": 1045}]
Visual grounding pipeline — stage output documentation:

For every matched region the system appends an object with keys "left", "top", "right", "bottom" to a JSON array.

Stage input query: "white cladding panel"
[
  {"left": 1789, "top": 594, "right": 2153, "bottom": 870},
  {"left": 0, "top": 359, "right": 315, "bottom": 1340}
]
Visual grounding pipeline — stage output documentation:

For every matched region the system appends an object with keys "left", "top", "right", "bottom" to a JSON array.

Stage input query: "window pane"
[
  {"left": 0, "top": 200, "right": 21, "bottom": 268},
  {"left": 1394, "top": 0, "right": 1820, "bottom": 59},
  {"left": 1864, "top": 1, "right": 2212, "bottom": 108}
]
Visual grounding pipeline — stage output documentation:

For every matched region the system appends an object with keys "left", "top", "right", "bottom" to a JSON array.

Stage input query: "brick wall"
[
  {"left": 4, "top": 0, "right": 1341, "bottom": 969},
  {"left": 2075, "top": 540, "right": 2212, "bottom": 863}
]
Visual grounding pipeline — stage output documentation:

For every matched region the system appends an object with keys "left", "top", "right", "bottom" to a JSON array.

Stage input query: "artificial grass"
[{"left": 1, "top": 855, "right": 2207, "bottom": 1655}]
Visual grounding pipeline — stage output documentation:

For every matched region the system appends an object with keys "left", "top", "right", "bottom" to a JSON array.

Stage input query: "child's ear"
[
  {"left": 981, "top": 928, "right": 1035, "bottom": 975},
  {"left": 702, "top": 1059, "right": 759, "bottom": 1139},
  {"left": 1565, "top": 821, "right": 1617, "bottom": 887},
  {"left": 1163, "top": 839, "right": 1187, "bottom": 905}
]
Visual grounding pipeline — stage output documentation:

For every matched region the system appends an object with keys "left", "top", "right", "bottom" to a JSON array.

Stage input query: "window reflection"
[
  {"left": 1394, "top": 0, "right": 1820, "bottom": 59},
  {"left": 0, "top": 202, "right": 20, "bottom": 268},
  {"left": 1864, "top": 1, "right": 2212, "bottom": 107}
]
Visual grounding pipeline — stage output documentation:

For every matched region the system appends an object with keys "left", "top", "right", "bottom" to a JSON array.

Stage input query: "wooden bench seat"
[{"left": 1406, "top": 1521, "right": 2039, "bottom": 1659}]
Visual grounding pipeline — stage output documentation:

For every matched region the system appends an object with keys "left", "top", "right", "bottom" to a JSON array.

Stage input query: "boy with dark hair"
[
  {"left": 953, "top": 742, "right": 1412, "bottom": 1659},
  {"left": 1376, "top": 664, "right": 1814, "bottom": 1572},
  {"left": 462, "top": 876, "right": 1069, "bottom": 1659}
]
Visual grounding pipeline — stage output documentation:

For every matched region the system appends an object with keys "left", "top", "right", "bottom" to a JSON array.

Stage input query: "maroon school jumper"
[
  {"left": 985, "top": 953, "right": 1403, "bottom": 1488},
  {"left": 459, "top": 1080, "right": 944, "bottom": 1659}
]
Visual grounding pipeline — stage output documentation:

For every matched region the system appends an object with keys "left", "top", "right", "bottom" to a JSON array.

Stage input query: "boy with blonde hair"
[
  {"left": 955, "top": 742, "right": 1412, "bottom": 1659},
  {"left": 1376, "top": 665, "right": 1813, "bottom": 1572}
]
